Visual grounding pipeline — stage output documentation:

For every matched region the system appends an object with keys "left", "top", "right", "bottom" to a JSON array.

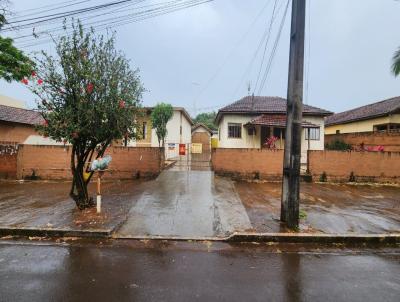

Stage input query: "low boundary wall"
[
  {"left": 16, "top": 145, "right": 163, "bottom": 180},
  {"left": 308, "top": 150, "right": 400, "bottom": 183},
  {"left": 212, "top": 148, "right": 284, "bottom": 180}
]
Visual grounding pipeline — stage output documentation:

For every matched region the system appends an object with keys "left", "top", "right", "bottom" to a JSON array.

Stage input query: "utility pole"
[{"left": 281, "top": 0, "right": 306, "bottom": 229}]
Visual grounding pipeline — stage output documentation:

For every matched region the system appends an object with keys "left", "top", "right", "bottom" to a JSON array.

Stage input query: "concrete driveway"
[{"left": 115, "top": 169, "right": 252, "bottom": 239}]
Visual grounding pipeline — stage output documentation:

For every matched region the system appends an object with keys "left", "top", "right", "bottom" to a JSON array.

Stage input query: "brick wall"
[
  {"left": 17, "top": 145, "right": 163, "bottom": 180},
  {"left": 308, "top": 150, "right": 400, "bottom": 183},
  {"left": 212, "top": 148, "right": 283, "bottom": 180},
  {"left": 0, "top": 143, "right": 18, "bottom": 179},
  {"left": 325, "top": 132, "right": 400, "bottom": 152}
]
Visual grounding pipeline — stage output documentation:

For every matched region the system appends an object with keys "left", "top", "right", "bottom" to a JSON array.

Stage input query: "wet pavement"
[
  {"left": 0, "top": 180, "right": 144, "bottom": 234},
  {"left": 1, "top": 163, "right": 400, "bottom": 239},
  {"left": 0, "top": 239, "right": 399, "bottom": 302},
  {"left": 116, "top": 170, "right": 252, "bottom": 238},
  {"left": 236, "top": 182, "right": 400, "bottom": 234}
]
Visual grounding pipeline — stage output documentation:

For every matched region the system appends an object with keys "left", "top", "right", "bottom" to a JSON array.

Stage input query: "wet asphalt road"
[{"left": 0, "top": 240, "right": 399, "bottom": 302}]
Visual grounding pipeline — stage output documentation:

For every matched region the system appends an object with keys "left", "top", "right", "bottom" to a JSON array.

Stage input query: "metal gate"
[{"left": 166, "top": 143, "right": 211, "bottom": 171}]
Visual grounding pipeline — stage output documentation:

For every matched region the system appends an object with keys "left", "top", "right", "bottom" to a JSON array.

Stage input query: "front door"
[{"left": 260, "top": 126, "right": 270, "bottom": 148}]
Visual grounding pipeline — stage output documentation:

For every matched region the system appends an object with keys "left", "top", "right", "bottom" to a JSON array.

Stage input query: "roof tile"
[
  {"left": 0, "top": 104, "right": 43, "bottom": 125},
  {"left": 219, "top": 96, "right": 332, "bottom": 116},
  {"left": 325, "top": 96, "right": 400, "bottom": 126}
]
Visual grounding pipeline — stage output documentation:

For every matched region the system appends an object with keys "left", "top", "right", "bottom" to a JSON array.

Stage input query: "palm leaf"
[{"left": 392, "top": 47, "right": 400, "bottom": 76}]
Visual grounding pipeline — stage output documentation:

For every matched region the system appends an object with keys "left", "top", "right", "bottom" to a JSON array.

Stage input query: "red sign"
[{"left": 179, "top": 144, "right": 186, "bottom": 155}]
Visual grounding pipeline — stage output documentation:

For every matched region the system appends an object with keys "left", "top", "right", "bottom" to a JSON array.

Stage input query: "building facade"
[
  {"left": 215, "top": 96, "right": 332, "bottom": 163},
  {"left": 325, "top": 96, "right": 400, "bottom": 134}
]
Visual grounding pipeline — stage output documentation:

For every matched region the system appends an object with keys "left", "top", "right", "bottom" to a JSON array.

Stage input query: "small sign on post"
[
  {"left": 90, "top": 155, "right": 112, "bottom": 214},
  {"left": 96, "top": 171, "right": 104, "bottom": 213}
]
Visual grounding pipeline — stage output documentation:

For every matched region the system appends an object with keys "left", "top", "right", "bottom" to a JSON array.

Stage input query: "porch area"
[{"left": 244, "top": 115, "right": 321, "bottom": 164}]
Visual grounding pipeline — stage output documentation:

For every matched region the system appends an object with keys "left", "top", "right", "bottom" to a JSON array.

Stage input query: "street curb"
[
  {"left": 1, "top": 228, "right": 399, "bottom": 244},
  {"left": 225, "top": 232, "right": 400, "bottom": 244},
  {"left": 0, "top": 227, "right": 110, "bottom": 238}
]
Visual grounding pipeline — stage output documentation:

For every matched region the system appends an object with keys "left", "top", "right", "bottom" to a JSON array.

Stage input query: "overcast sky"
[{"left": 1, "top": 0, "right": 400, "bottom": 116}]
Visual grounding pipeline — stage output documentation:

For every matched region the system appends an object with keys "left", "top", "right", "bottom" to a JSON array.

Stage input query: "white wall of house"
[
  {"left": 218, "top": 114, "right": 261, "bottom": 148},
  {"left": 150, "top": 109, "right": 192, "bottom": 159}
]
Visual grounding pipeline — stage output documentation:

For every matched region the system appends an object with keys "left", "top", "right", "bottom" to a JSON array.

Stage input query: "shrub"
[{"left": 325, "top": 139, "right": 352, "bottom": 151}]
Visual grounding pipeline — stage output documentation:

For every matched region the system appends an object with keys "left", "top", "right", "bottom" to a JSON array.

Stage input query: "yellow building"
[{"left": 325, "top": 96, "right": 400, "bottom": 134}]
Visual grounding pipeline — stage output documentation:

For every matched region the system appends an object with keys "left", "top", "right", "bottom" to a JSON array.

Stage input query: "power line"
[
  {"left": 257, "top": 0, "right": 290, "bottom": 95},
  {"left": 15, "top": 0, "right": 214, "bottom": 48},
  {"left": 253, "top": 0, "right": 278, "bottom": 94},
  {"left": 9, "top": 0, "right": 93, "bottom": 20},
  {"left": 3, "top": 0, "right": 135, "bottom": 29},
  {"left": 190, "top": 0, "right": 274, "bottom": 115},
  {"left": 14, "top": 0, "right": 90, "bottom": 14},
  {"left": 231, "top": 0, "right": 286, "bottom": 99}
]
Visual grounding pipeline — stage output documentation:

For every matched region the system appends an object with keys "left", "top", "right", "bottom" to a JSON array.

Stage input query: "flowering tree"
[{"left": 27, "top": 21, "right": 144, "bottom": 209}]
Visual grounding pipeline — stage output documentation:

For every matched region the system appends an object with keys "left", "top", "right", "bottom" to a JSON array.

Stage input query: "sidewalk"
[
  {"left": 0, "top": 180, "right": 145, "bottom": 237},
  {"left": 235, "top": 181, "right": 400, "bottom": 234}
]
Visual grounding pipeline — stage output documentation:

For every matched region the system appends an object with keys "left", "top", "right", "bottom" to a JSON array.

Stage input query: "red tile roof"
[
  {"left": 0, "top": 104, "right": 43, "bottom": 125},
  {"left": 216, "top": 96, "right": 332, "bottom": 123},
  {"left": 325, "top": 96, "right": 400, "bottom": 126},
  {"left": 245, "top": 115, "right": 319, "bottom": 128}
]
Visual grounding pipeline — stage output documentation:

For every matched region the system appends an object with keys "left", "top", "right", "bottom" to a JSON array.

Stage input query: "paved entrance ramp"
[{"left": 115, "top": 170, "right": 252, "bottom": 239}]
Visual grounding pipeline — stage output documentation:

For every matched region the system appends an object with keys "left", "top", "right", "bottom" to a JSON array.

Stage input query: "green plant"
[
  {"left": 299, "top": 209, "right": 307, "bottom": 220},
  {"left": 193, "top": 111, "right": 217, "bottom": 130},
  {"left": 151, "top": 103, "right": 173, "bottom": 147},
  {"left": 392, "top": 46, "right": 400, "bottom": 76},
  {"left": 30, "top": 20, "right": 144, "bottom": 209},
  {"left": 319, "top": 171, "right": 327, "bottom": 182},
  {"left": 325, "top": 139, "right": 352, "bottom": 151}
]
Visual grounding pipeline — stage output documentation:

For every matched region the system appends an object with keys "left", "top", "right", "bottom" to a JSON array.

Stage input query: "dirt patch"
[{"left": 235, "top": 181, "right": 400, "bottom": 234}]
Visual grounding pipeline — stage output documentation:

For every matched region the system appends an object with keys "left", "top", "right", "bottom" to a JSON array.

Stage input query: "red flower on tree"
[
  {"left": 86, "top": 83, "right": 94, "bottom": 94},
  {"left": 37, "top": 79, "right": 43, "bottom": 85},
  {"left": 31, "top": 71, "right": 36, "bottom": 77},
  {"left": 21, "top": 78, "right": 28, "bottom": 85},
  {"left": 119, "top": 100, "right": 125, "bottom": 108}
]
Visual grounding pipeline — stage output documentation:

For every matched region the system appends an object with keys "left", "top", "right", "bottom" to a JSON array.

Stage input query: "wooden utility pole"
[{"left": 281, "top": 0, "right": 306, "bottom": 229}]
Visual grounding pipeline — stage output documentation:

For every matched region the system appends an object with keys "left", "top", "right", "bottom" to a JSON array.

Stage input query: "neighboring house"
[
  {"left": 0, "top": 104, "right": 63, "bottom": 145},
  {"left": 192, "top": 123, "right": 213, "bottom": 152},
  {"left": 325, "top": 96, "right": 400, "bottom": 134},
  {"left": 0, "top": 104, "right": 42, "bottom": 143},
  {"left": 129, "top": 107, "right": 194, "bottom": 159},
  {"left": 215, "top": 96, "right": 332, "bottom": 163}
]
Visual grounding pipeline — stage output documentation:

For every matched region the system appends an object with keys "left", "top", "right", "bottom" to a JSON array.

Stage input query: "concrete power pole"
[{"left": 281, "top": 0, "right": 306, "bottom": 229}]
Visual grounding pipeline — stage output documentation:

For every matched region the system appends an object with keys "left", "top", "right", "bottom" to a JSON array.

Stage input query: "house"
[
  {"left": 0, "top": 104, "right": 42, "bottom": 143},
  {"left": 0, "top": 104, "right": 64, "bottom": 145},
  {"left": 191, "top": 123, "right": 213, "bottom": 152},
  {"left": 215, "top": 96, "right": 332, "bottom": 162},
  {"left": 130, "top": 107, "right": 194, "bottom": 159},
  {"left": 325, "top": 96, "right": 400, "bottom": 134}
]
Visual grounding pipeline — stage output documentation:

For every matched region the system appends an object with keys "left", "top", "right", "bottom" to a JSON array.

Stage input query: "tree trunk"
[
  {"left": 69, "top": 145, "right": 94, "bottom": 210},
  {"left": 70, "top": 167, "right": 94, "bottom": 210}
]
